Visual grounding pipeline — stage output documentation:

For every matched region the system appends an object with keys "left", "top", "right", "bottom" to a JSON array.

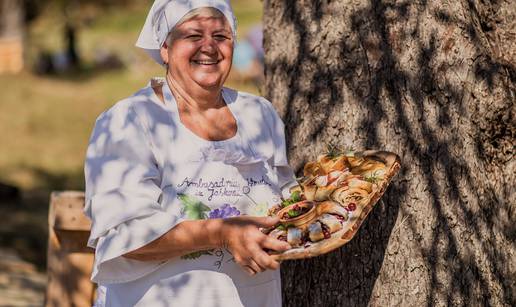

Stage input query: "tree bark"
[{"left": 263, "top": 0, "right": 514, "bottom": 306}]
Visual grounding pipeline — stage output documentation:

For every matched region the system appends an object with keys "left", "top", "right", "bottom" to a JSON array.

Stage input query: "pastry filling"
[
  {"left": 282, "top": 203, "right": 311, "bottom": 219},
  {"left": 345, "top": 203, "right": 357, "bottom": 211},
  {"left": 320, "top": 222, "right": 331, "bottom": 239},
  {"left": 330, "top": 213, "right": 346, "bottom": 223}
]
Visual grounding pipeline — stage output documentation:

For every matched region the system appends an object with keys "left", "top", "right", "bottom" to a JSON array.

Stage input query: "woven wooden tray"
[{"left": 269, "top": 150, "right": 401, "bottom": 261}]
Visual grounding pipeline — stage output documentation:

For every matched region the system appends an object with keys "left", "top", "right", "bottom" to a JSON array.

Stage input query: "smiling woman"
[{"left": 83, "top": 1, "right": 296, "bottom": 306}]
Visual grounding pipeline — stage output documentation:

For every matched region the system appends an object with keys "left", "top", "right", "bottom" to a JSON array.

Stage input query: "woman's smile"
[{"left": 192, "top": 59, "right": 220, "bottom": 65}]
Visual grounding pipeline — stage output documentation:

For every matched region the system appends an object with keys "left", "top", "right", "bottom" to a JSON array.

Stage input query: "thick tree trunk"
[
  {"left": 264, "top": 0, "right": 514, "bottom": 306},
  {"left": 0, "top": 0, "right": 24, "bottom": 73}
]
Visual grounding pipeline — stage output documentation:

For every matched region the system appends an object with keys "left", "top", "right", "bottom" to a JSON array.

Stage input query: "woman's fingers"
[
  {"left": 221, "top": 216, "right": 288, "bottom": 275},
  {"left": 246, "top": 258, "right": 264, "bottom": 274},
  {"left": 249, "top": 216, "right": 280, "bottom": 228},
  {"left": 242, "top": 265, "right": 258, "bottom": 276},
  {"left": 261, "top": 236, "right": 291, "bottom": 253},
  {"left": 243, "top": 265, "right": 256, "bottom": 276},
  {"left": 252, "top": 249, "right": 280, "bottom": 271},
  {"left": 236, "top": 243, "right": 280, "bottom": 273}
]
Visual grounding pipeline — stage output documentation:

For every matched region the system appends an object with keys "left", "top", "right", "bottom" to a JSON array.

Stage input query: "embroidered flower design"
[
  {"left": 178, "top": 197, "right": 240, "bottom": 263},
  {"left": 209, "top": 204, "right": 241, "bottom": 219},
  {"left": 250, "top": 202, "right": 268, "bottom": 216},
  {"left": 178, "top": 194, "right": 211, "bottom": 220}
]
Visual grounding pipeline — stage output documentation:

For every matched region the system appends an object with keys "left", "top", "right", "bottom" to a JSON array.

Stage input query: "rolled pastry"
[
  {"left": 330, "top": 187, "right": 369, "bottom": 205},
  {"left": 331, "top": 171, "right": 354, "bottom": 187},
  {"left": 287, "top": 227, "right": 303, "bottom": 247},
  {"left": 351, "top": 161, "right": 385, "bottom": 175},
  {"left": 314, "top": 185, "right": 337, "bottom": 201},
  {"left": 319, "top": 213, "right": 343, "bottom": 233},
  {"left": 318, "top": 155, "right": 348, "bottom": 173},
  {"left": 360, "top": 167, "right": 386, "bottom": 180},
  {"left": 322, "top": 203, "right": 349, "bottom": 219},
  {"left": 347, "top": 156, "right": 365, "bottom": 168},
  {"left": 347, "top": 178, "right": 373, "bottom": 193},
  {"left": 315, "top": 175, "right": 329, "bottom": 187},
  {"left": 303, "top": 184, "right": 317, "bottom": 201},
  {"left": 303, "top": 162, "right": 325, "bottom": 176},
  {"left": 269, "top": 228, "right": 287, "bottom": 241},
  {"left": 328, "top": 170, "right": 344, "bottom": 182},
  {"left": 308, "top": 222, "right": 324, "bottom": 242}
]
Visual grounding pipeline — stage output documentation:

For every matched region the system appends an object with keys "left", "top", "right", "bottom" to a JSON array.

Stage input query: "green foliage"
[
  {"left": 326, "top": 142, "right": 356, "bottom": 159},
  {"left": 281, "top": 190, "right": 301, "bottom": 207},
  {"left": 178, "top": 194, "right": 211, "bottom": 220},
  {"left": 180, "top": 250, "right": 213, "bottom": 260},
  {"left": 287, "top": 209, "right": 302, "bottom": 218},
  {"left": 325, "top": 142, "right": 343, "bottom": 159},
  {"left": 276, "top": 224, "right": 286, "bottom": 231},
  {"left": 364, "top": 171, "right": 383, "bottom": 184},
  {"left": 276, "top": 223, "right": 294, "bottom": 231}
]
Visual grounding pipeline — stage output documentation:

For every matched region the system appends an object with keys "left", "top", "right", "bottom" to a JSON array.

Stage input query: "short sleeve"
[
  {"left": 84, "top": 103, "right": 179, "bottom": 284},
  {"left": 261, "top": 100, "right": 297, "bottom": 197}
]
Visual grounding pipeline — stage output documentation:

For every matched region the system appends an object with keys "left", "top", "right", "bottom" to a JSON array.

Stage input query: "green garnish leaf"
[
  {"left": 281, "top": 191, "right": 303, "bottom": 208},
  {"left": 364, "top": 170, "right": 382, "bottom": 183},
  {"left": 344, "top": 147, "right": 356, "bottom": 157},
  {"left": 291, "top": 191, "right": 301, "bottom": 202},
  {"left": 326, "top": 142, "right": 342, "bottom": 159},
  {"left": 287, "top": 209, "right": 302, "bottom": 218},
  {"left": 326, "top": 143, "right": 357, "bottom": 159}
]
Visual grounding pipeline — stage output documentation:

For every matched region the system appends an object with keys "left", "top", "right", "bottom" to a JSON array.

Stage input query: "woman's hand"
[{"left": 219, "top": 216, "right": 291, "bottom": 276}]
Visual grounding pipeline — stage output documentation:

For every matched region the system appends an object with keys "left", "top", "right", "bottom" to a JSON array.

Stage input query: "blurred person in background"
[
  {"left": 232, "top": 24, "right": 265, "bottom": 86},
  {"left": 246, "top": 24, "right": 264, "bottom": 64},
  {"left": 84, "top": 0, "right": 295, "bottom": 306}
]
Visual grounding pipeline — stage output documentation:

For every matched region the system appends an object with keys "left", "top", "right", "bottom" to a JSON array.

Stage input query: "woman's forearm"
[
  {"left": 123, "top": 219, "right": 224, "bottom": 261},
  {"left": 123, "top": 215, "right": 290, "bottom": 275}
]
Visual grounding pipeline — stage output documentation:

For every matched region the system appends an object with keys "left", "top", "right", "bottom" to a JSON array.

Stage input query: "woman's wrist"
[{"left": 205, "top": 218, "right": 226, "bottom": 249}]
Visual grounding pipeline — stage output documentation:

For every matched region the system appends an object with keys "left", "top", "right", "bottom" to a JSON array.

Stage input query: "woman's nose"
[{"left": 200, "top": 37, "right": 217, "bottom": 54}]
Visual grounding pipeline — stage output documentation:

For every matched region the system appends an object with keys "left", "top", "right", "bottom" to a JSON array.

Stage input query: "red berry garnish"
[{"left": 347, "top": 203, "right": 357, "bottom": 211}]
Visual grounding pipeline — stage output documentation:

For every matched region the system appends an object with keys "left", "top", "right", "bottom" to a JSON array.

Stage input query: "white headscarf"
[{"left": 136, "top": 0, "right": 237, "bottom": 65}]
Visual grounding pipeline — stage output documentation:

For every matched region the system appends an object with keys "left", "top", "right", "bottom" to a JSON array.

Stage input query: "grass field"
[{"left": 0, "top": 0, "right": 263, "bottom": 268}]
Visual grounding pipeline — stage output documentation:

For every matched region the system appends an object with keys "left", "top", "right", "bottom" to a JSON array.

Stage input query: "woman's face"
[{"left": 162, "top": 13, "right": 234, "bottom": 91}]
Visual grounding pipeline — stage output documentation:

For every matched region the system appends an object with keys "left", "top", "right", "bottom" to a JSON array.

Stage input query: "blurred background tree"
[
  {"left": 0, "top": 0, "right": 23, "bottom": 37},
  {"left": 21, "top": 0, "right": 137, "bottom": 71},
  {"left": 0, "top": 0, "right": 24, "bottom": 73}
]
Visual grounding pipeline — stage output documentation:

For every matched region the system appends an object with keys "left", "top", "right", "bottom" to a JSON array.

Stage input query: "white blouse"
[{"left": 84, "top": 78, "right": 295, "bottom": 306}]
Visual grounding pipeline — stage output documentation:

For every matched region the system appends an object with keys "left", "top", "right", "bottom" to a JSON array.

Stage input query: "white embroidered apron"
[{"left": 100, "top": 85, "right": 284, "bottom": 307}]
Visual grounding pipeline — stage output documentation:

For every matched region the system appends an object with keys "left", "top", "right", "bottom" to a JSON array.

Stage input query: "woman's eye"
[
  {"left": 214, "top": 35, "right": 229, "bottom": 41},
  {"left": 186, "top": 35, "right": 202, "bottom": 40}
]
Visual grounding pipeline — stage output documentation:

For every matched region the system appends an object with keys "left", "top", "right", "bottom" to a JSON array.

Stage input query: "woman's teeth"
[{"left": 194, "top": 60, "right": 219, "bottom": 65}]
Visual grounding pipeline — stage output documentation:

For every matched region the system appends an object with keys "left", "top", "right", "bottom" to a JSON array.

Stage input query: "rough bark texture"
[{"left": 263, "top": 0, "right": 515, "bottom": 306}]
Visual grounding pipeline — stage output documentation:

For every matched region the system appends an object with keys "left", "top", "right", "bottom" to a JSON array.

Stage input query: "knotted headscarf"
[{"left": 136, "top": 0, "right": 237, "bottom": 65}]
